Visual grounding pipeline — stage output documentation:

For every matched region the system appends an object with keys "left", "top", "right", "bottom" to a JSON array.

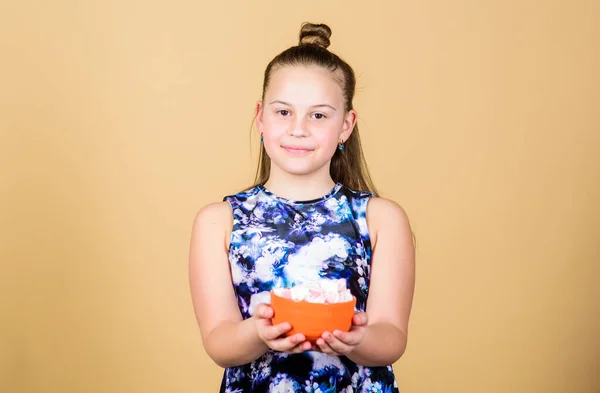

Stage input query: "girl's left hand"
[{"left": 314, "top": 312, "right": 368, "bottom": 356}]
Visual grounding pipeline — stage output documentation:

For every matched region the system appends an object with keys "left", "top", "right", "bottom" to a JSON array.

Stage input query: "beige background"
[{"left": 1, "top": 1, "right": 598, "bottom": 392}]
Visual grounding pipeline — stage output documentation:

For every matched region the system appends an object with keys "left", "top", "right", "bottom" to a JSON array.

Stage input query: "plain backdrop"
[{"left": 1, "top": 1, "right": 598, "bottom": 392}]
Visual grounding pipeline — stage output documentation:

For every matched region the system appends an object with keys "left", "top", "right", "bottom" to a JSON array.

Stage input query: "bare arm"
[
  {"left": 345, "top": 197, "right": 416, "bottom": 366},
  {"left": 188, "top": 202, "right": 269, "bottom": 368}
]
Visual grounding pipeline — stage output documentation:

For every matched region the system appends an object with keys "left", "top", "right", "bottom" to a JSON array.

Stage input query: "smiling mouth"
[{"left": 283, "top": 146, "right": 313, "bottom": 154}]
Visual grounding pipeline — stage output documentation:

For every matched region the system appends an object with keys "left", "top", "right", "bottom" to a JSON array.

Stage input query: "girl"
[{"left": 189, "top": 22, "right": 415, "bottom": 393}]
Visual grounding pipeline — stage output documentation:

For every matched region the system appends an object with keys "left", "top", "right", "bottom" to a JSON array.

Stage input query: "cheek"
[
  {"left": 262, "top": 116, "right": 285, "bottom": 135},
  {"left": 324, "top": 121, "right": 343, "bottom": 142},
  {"left": 316, "top": 131, "right": 340, "bottom": 151},
  {"left": 262, "top": 120, "right": 284, "bottom": 149}
]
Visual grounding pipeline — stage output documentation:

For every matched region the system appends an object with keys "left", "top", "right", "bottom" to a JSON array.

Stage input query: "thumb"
[
  {"left": 254, "top": 303, "right": 273, "bottom": 319},
  {"left": 353, "top": 312, "right": 368, "bottom": 326}
]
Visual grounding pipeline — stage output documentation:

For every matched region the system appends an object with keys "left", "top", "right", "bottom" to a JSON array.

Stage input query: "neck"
[{"left": 263, "top": 165, "right": 336, "bottom": 201}]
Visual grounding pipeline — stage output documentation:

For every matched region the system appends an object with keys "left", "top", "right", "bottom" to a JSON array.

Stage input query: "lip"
[{"left": 282, "top": 145, "right": 313, "bottom": 154}]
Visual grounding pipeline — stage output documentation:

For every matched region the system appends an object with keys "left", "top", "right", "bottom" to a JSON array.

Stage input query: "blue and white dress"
[{"left": 220, "top": 182, "right": 399, "bottom": 393}]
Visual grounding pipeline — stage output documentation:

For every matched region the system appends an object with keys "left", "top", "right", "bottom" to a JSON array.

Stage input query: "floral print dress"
[{"left": 219, "top": 183, "right": 399, "bottom": 393}]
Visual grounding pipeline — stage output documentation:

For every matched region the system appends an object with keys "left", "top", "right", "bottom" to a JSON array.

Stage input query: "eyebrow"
[{"left": 268, "top": 100, "right": 337, "bottom": 111}]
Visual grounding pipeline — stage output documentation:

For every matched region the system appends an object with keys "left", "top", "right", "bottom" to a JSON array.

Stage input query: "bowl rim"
[{"left": 270, "top": 289, "right": 356, "bottom": 306}]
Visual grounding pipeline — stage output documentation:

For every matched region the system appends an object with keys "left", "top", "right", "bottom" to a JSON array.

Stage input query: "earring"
[
  {"left": 260, "top": 135, "right": 264, "bottom": 143},
  {"left": 338, "top": 139, "right": 345, "bottom": 151}
]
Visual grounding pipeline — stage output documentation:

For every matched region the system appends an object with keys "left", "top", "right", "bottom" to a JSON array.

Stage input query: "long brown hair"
[{"left": 249, "top": 22, "right": 378, "bottom": 195}]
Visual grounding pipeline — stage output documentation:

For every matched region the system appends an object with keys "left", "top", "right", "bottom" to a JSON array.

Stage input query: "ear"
[
  {"left": 340, "top": 109, "right": 357, "bottom": 142},
  {"left": 255, "top": 100, "right": 264, "bottom": 136}
]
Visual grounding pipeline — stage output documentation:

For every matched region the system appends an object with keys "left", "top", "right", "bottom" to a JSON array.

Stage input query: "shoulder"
[
  {"left": 192, "top": 201, "right": 233, "bottom": 232},
  {"left": 367, "top": 197, "right": 409, "bottom": 223},
  {"left": 366, "top": 197, "right": 413, "bottom": 246},
  {"left": 195, "top": 201, "right": 232, "bottom": 219}
]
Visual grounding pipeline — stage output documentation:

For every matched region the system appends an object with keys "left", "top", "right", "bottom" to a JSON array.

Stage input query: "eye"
[
  {"left": 312, "top": 113, "right": 327, "bottom": 120},
  {"left": 276, "top": 109, "right": 290, "bottom": 117}
]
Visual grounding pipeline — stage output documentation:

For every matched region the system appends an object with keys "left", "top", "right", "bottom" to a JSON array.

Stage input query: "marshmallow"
[{"left": 273, "top": 278, "right": 353, "bottom": 303}]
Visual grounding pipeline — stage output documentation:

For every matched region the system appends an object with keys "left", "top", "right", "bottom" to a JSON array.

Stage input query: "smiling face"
[{"left": 255, "top": 65, "right": 357, "bottom": 178}]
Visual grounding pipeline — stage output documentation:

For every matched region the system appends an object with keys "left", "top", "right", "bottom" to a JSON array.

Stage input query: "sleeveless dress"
[{"left": 220, "top": 182, "right": 399, "bottom": 393}]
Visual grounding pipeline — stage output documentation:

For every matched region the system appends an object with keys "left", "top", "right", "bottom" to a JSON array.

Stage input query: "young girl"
[{"left": 189, "top": 22, "right": 415, "bottom": 393}]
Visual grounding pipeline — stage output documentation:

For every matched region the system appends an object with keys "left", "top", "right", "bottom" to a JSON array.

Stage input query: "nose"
[{"left": 288, "top": 116, "right": 308, "bottom": 138}]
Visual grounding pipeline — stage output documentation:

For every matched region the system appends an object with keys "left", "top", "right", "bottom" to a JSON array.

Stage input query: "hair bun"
[{"left": 299, "top": 22, "right": 332, "bottom": 49}]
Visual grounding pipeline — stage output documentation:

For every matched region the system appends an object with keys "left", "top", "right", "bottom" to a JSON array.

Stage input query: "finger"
[
  {"left": 263, "top": 322, "right": 292, "bottom": 341},
  {"left": 316, "top": 336, "right": 338, "bottom": 355},
  {"left": 323, "top": 331, "right": 352, "bottom": 354},
  {"left": 288, "top": 340, "right": 312, "bottom": 354},
  {"left": 254, "top": 304, "right": 273, "bottom": 319},
  {"left": 270, "top": 333, "right": 306, "bottom": 352},
  {"left": 315, "top": 338, "right": 331, "bottom": 354},
  {"left": 352, "top": 312, "right": 368, "bottom": 326},
  {"left": 332, "top": 329, "right": 360, "bottom": 346}
]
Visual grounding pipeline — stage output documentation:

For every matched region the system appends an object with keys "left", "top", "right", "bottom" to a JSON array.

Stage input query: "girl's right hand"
[{"left": 252, "top": 303, "right": 312, "bottom": 353}]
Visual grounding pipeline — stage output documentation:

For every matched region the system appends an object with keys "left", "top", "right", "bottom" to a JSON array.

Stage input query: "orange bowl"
[{"left": 270, "top": 290, "right": 356, "bottom": 343}]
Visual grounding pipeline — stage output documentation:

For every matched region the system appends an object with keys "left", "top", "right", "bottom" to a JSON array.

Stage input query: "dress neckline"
[{"left": 257, "top": 182, "right": 343, "bottom": 205}]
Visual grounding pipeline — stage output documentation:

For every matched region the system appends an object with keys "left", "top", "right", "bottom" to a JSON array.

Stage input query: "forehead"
[{"left": 265, "top": 65, "right": 344, "bottom": 106}]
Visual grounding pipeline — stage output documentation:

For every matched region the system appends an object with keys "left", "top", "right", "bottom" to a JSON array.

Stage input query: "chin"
[
  {"left": 279, "top": 166, "right": 320, "bottom": 176},
  {"left": 270, "top": 160, "right": 325, "bottom": 177},
  {"left": 268, "top": 151, "right": 331, "bottom": 176}
]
